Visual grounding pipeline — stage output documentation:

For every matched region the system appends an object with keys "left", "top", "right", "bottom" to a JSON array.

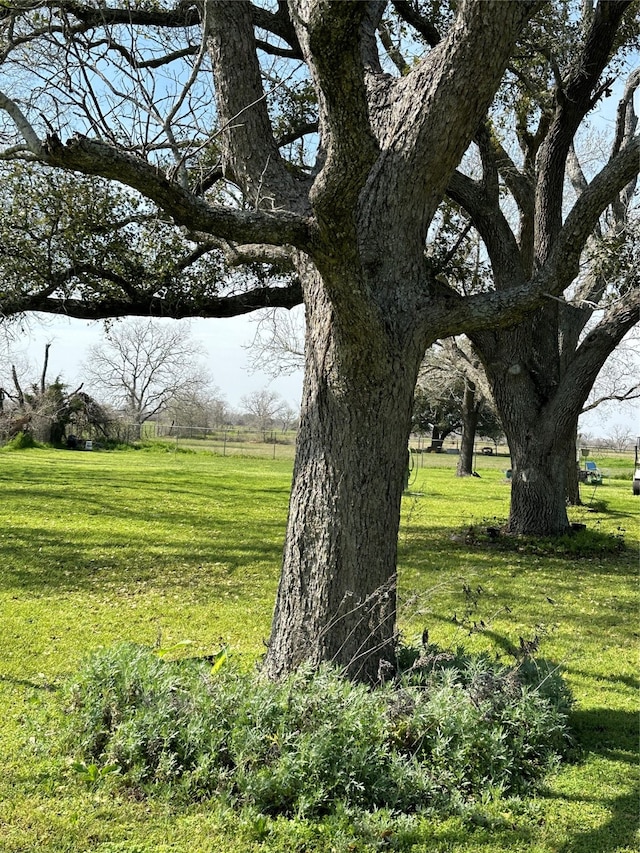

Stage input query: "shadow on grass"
[
  {"left": 0, "top": 456, "right": 291, "bottom": 600},
  {"left": 0, "top": 517, "right": 285, "bottom": 596},
  {"left": 556, "top": 787, "right": 639, "bottom": 853},
  {"left": 544, "top": 709, "right": 640, "bottom": 853},
  {"left": 0, "top": 674, "right": 60, "bottom": 692},
  {"left": 400, "top": 521, "right": 635, "bottom": 579},
  {"left": 569, "top": 708, "right": 639, "bottom": 756}
]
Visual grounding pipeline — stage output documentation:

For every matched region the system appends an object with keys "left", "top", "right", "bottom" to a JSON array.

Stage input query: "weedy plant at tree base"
[{"left": 63, "top": 641, "right": 573, "bottom": 816}]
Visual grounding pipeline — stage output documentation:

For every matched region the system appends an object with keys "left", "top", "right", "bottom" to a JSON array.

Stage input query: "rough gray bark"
[
  {"left": 265, "top": 268, "right": 421, "bottom": 680},
  {"left": 475, "top": 316, "right": 575, "bottom": 535}
]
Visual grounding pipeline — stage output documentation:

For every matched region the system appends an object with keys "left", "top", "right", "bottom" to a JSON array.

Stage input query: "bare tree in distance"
[
  {"left": 278, "top": 404, "right": 299, "bottom": 434},
  {"left": 240, "top": 388, "right": 289, "bottom": 440},
  {"left": 245, "top": 307, "right": 305, "bottom": 379},
  {"left": 85, "top": 319, "right": 211, "bottom": 438},
  {"left": 163, "top": 386, "right": 229, "bottom": 436},
  {"left": 607, "top": 425, "right": 635, "bottom": 453}
]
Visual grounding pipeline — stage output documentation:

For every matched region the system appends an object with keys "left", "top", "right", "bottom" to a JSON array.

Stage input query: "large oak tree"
[
  {"left": 447, "top": 13, "right": 640, "bottom": 534},
  {"left": 0, "top": 1, "right": 637, "bottom": 680}
]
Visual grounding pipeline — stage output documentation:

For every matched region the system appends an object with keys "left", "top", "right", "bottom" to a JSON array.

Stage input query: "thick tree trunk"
[
  {"left": 456, "top": 421, "right": 478, "bottom": 476},
  {"left": 473, "top": 317, "right": 577, "bottom": 536},
  {"left": 456, "top": 380, "right": 479, "bottom": 477},
  {"left": 493, "top": 388, "right": 577, "bottom": 535},
  {"left": 508, "top": 428, "right": 574, "bottom": 535},
  {"left": 263, "top": 274, "right": 421, "bottom": 683}
]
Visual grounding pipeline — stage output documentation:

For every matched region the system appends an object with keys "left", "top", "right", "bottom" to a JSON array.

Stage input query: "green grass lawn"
[{"left": 0, "top": 446, "right": 637, "bottom": 852}]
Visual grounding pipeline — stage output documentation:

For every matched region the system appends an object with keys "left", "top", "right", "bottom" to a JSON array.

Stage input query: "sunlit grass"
[{"left": 0, "top": 446, "right": 637, "bottom": 852}]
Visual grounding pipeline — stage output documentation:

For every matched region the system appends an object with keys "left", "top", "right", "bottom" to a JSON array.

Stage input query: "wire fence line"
[
  {"left": 151, "top": 422, "right": 298, "bottom": 459},
  {"left": 1, "top": 414, "right": 636, "bottom": 463}
]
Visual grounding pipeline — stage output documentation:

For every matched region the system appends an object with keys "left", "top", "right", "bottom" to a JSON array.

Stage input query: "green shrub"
[
  {"left": 2, "top": 431, "right": 42, "bottom": 450},
  {"left": 65, "top": 642, "right": 573, "bottom": 816}
]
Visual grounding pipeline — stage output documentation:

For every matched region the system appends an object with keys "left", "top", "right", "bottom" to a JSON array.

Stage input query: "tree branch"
[
  {"left": 541, "top": 136, "right": 639, "bottom": 298},
  {"left": 533, "top": 0, "right": 634, "bottom": 263},
  {"left": 291, "top": 0, "right": 378, "bottom": 234},
  {"left": 582, "top": 384, "right": 640, "bottom": 414},
  {"left": 553, "top": 286, "right": 640, "bottom": 421},
  {"left": 206, "top": 1, "right": 300, "bottom": 211},
  {"left": 277, "top": 120, "right": 319, "bottom": 149},
  {"left": 84, "top": 38, "right": 200, "bottom": 71},
  {"left": 251, "top": 2, "right": 302, "bottom": 58},
  {"left": 10, "top": 281, "right": 303, "bottom": 322},
  {"left": 39, "top": 134, "right": 311, "bottom": 248},
  {"left": 365, "top": 0, "right": 539, "bottom": 246},
  {"left": 421, "top": 133, "right": 638, "bottom": 339},
  {"left": 612, "top": 67, "right": 640, "bottom": 158},
  {"left": 390, "top": 0, "right": 441, "bottom": 47},
  {"left": 50, "top": 1, "right": 202, "bottom": 30},
  {"left": 0, "top": 92, "right": 44, "bottom": 157},
  {"left": 376, "top": 17, "right": 409, "bottom": 75},
  {"left": 447, "top": 170, "right": 525, "bottom": 289}
]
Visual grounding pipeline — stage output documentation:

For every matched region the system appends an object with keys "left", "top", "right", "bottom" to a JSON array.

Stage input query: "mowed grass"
[{"left": 0, "top": 446, "right": 637, "bottom": 852}]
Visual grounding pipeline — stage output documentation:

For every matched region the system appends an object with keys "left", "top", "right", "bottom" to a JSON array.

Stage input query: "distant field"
[
  {"left": 0, "top": 446, "right": 637, "bottom": 852},
  {"left": 156, "top": 429, "right": 299, "bottom": 459},
  {"left": 141, "top": 428, "right": 639, "bottom": 477}
]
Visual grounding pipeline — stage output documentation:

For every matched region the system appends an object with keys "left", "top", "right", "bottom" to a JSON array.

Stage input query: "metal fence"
[{"left": 151, "top": 423, "right": 298, "bottom": 459}]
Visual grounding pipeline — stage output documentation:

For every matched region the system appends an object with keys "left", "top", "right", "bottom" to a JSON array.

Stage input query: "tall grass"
[{"left": 0, "top": 446, "right": 637, "bottom": 852}]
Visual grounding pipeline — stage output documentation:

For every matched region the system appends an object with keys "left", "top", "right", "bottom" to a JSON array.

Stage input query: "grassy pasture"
[{"left": 0, "top": 446, "right": 637, "bottom": 852}]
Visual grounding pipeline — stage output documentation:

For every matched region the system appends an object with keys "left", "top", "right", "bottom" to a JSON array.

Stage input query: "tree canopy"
[{"left": 2, "top": 1, "right": 634, "bottom": 328}]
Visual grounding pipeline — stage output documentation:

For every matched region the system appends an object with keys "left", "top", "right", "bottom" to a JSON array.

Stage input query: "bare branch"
[
  {"left": 447, "top": 170, "right": 525, "bottom": 289},
  {"left": 292, "top": 0, "right": 378, "bottom": 229},
  {"left": 582, "top": 384, "right": 640, "bottom": 414},
  {"left": 533, "top": 0, "right": 634, "bottom": 263},
  {"left": 552, "top": 286, "right": 640, "bottom": 420},
  {"left": 542, "top": 136, "right": 639, "bottom": 297},
  {"left": 612, "top": 67, "right": 640, "bottom": 158},
  {"left": 245, "top": 306, "right": 305, "bottom": 378},
  {"left": 390, "top": 0, "right": 441, "bottom": 47},
  {"left": 0, "top": 92, "right": 44, "bottom": 156},
  {"left": 376, "top": 18, "right": 409, "bottom": 75},
  {"left": 206, "top": 1, "right": 300, "bottom": 210}
]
